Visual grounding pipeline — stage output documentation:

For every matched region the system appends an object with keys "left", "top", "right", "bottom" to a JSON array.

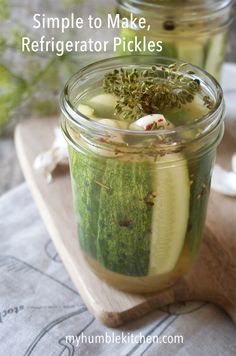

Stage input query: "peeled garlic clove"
[
  {"left": 98, "top": 119, "right": 126, "bottom": 143},
  {"left": 53, "top": 127, "right": 68, "bottom": 149},
  {"left": 34, "top": 127, "right": 69, "bottom": 183},
  {"left": 232, "top": 153, "right": 236, "bottom": 174},
  {"left": 99, "top": 118, "right": 129, "bottom": 129},
  {"left": 99, "top": 118, "right": 121, "bottom": 128},
  {"left": 129, "top": 114, "right": 171, "bottom": 130},
  {"left": 34, "top": 149, "right": 58, "bottom": 183},
  {"left": 81, "top": 137, "right": 123, "bottom": 158},
  {"left": 78, "top": 104, "right": 95, "bottom": 119},
  {"left": 212, "top": 164, "right": 236, "bottom": 197},
  {"left": 80, "top": 118, "right": 125, "bottom": 157},
  {"left": 87, "top": 93, "right": 117, "bottom": 118}
]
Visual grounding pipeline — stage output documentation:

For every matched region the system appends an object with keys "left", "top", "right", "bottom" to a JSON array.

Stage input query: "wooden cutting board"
[{"left": 15, "top": 117, "right": 236, "bottom": 327}]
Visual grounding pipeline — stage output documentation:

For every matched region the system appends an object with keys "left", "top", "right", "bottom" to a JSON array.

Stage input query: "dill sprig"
[{"left": 103, "top": 63, "right": 214, "bottom": 121}]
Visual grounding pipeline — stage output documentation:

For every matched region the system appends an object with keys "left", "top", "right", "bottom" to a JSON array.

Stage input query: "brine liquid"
[{"left": 67, "top": 84, "right": 215, "bottom": 293}]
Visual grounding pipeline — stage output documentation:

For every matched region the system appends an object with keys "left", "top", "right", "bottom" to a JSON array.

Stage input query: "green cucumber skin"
[
  {"left": 69, "top": 146, "right": 152, "bottom": 276},
  {"left": 161, "top": 41, "right": 178, "bottom": 59},
  {"left": 69, "top": 146, "right": 106, "bottom": 259},
  {"left": 186, "top": 150, "right": 215, "bottom": 257},
  {"left": 69, "top": 143, "right": 214, "bottom": 277},
  {"left": 177, "top": 42, "right": 205, "bottom": 68},
  {"left": 97, "top": 159, "right": 152, "bottom": 276},
  {"left": 204, "top": 32, "right": 228, "bottom": 81}
]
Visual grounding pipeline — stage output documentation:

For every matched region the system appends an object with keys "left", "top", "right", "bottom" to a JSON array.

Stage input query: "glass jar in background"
[
  {"left": 60, "top": 56, "right": 224, "bottom": 293},
  {"left": 117, "top": 0, "right": 234, "bottom": 81}
]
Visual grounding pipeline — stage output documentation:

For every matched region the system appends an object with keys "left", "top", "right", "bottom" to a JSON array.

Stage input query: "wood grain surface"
[{"left": 14, "top": 117, "right": 236, "bottom": 327}]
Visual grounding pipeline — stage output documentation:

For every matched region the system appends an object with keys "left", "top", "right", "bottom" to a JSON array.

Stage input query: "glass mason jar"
[
  {"left": 116, "top": 0, "right": 234, "bottom": 80},
  {"left": 60, "top": 56, "right": 224, "bottom": 293}
]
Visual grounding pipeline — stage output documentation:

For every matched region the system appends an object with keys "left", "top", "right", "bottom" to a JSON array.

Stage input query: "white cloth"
[{"left": 0, "top": 184, "right": 235, "bottom": 355}]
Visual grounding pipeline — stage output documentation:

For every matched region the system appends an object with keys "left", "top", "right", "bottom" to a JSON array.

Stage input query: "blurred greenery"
[
  {"left": 61, "top": 0, "right": 84, "bottom": 5},
  {"left": 0, "top": 0, "right": 10, "bottom": 20},
  {"left": 0, "top": 65, "right": 27, "bottom": 127},
  {"left": 0, "top": 0, "right": 110, "bottom": 132}
]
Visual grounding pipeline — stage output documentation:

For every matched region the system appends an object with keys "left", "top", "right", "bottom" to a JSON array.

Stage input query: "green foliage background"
[{"left": 0, "top": 0, "right": 114, "bottom": 131}]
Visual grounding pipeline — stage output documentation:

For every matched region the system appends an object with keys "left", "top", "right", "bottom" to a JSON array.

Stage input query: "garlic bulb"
[{"left": 34, "top": 128, "right": 68, "bottom": 183}]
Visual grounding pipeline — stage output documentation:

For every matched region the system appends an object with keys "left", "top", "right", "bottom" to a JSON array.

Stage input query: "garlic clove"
[
  {"left": 78, "top": 104, "right": 95, "bottom": 119},
  {"left": 87, "top": 93, "right": 117, "bottom": 118},
  {"left": 212, "top": 164, "right": 236, "bottom": 197},
  {"left": 98, "top": 118, "right": 127, "bottom": 143},
  {"left": 129, "top": 114, "right": 171, "bottom": 131},
  {"left": 232, "top": 153, "right": 236, "bottom": 174},
  {"left": 99, "top": 118, "right": 121, "bottom": 128},
  {"left": 34, "top": 127, "right": 69, "bottom": 183},
  {"left": 52, "top": 127, "right": 68, "bottom": 149}
]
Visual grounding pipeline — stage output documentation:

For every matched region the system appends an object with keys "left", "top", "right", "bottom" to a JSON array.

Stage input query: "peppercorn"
[{"left": 163, "top": 20, "right": 175, "bottom": 31}]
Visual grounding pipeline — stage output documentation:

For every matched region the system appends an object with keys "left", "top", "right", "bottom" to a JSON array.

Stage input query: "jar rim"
[
  {"left": 60, "top": 55, "right": 224, "bottom": 142},
  {"left": 117, "top": 0, "right": 235, "bottom": 13},
  {"left": 117, "top": 0, "right": 235, "bottom": 27}
]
